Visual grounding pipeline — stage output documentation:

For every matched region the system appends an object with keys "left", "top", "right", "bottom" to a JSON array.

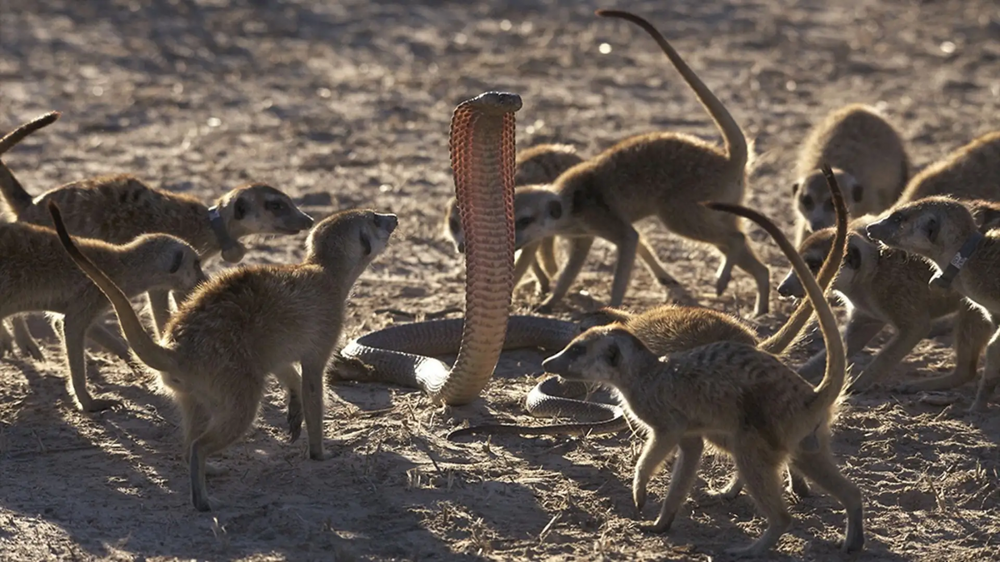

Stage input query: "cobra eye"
[
  {"left": 801, "top": 196, "right": 814, "bottom": 211},
  {"left": 360, "top": 232, "right": 372, "bottom": 255}
]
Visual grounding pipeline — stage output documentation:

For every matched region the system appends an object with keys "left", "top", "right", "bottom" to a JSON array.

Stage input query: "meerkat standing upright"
[
  {"left": 507, "top": 10, "right": 770, "bottom": 315},
  {"left": 867, "top": 196, "right": 1000, "bottom": 412},
  {"left": 792, "top": 103, "right": 910, "bottom": 244},
  {"left": 52, "top": 202, "right": 397, "bottom": 510},
  {"left": 0, "top": 111, "right": 315, "bottom": 357},
  {"left": 542, "top": 196, "right": 862, "bottom": 555}
]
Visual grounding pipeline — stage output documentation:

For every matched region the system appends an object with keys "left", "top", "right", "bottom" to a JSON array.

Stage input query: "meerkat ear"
[
  {"left": 607, "top": 341, "right": 621, "bottom": 368},
  {"left": 547, "top": 199, "right": 562, "bottom": 220},
  {"left": 851, "top": 183, "right": 864, "bottom": 203},
  {"left": 924, "top": 215, "right": 939, "bottom": 243},
  {"left": 234, "top": 197, "right": 248, "bottom": 220},
  {"left": 169, "top": 249, "right": 184, "bottom": 274},
  {"left": 844, "top": 243, "right": 861, "bottom": 270},
  {"left": 791, "top": 182, "right": 800, "bottom": 196}
]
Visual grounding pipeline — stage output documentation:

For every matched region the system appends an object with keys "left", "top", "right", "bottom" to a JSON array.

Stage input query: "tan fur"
[
  {"left": 897, "top": 131, "right": 1000, "bottom": 204},
  {"left": 780, "top": 215, "right": 994, "bottom": 392},
  {"left": 792, "top": 104, "right": 910, "bottom": 244},
  {"left": 867, "top": 196, "right": 1000, "bottom": 411},
  {"left": 444, "top": 144, "right": 583, "bottom": 293},
  {"left": 0, "top": 221, "right": 205, "bottom": 411},
  {"left": 969, "top": 199, "right": 1000, "bottom": 233},
  {"left": 542, "top": 196, "right": 862, "bottom": 555},
  {"left": 513, "top": 11, "right": 769, "bottom": 315},
  {"left": 52, "top": 203, "right": 396, "bottom": 510},
  {"left": 0, "top": 112, "right": 314, "bottom": 355}
]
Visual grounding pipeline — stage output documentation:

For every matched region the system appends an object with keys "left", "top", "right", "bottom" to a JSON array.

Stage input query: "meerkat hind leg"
[
  {"left": 0, "top": 320, "right": 15, "bottom": 357},
  {"left": 790, "top": 447, "right": 865, "bottom": 552},
  {"left": 188, "top": 386, "right": 263, "bottom": 511},
  {"left": 300, "top": 353, "right": 331, "bottom": 461},
  {"left": 177, "top": 392, "right": 227, "bottom": 476},
  {"left": 728, "top": 441, "right": 792, "bottom": 556},
  {"left": 971, "top": 327, "right": 1000, "bottom": 412},
  {"left": 903, "top": 306, "right": 992, "bottom": 393},
  {"left": 273, "top": 364, "right": 304, "bottom": 442}
]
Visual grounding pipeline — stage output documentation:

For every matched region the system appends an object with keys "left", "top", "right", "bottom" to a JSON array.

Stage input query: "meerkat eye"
[
  {"left": 515, "top": 216, "right": 535, "bottom": 230},
  {"left": 169, "top": 250, "right": 184, "bottom": 274},
  {"left": 606, "top": 344, "right": 621, "bottom": 367},
  {"left": 265, "top": 200, "right": 286, "bottom": 212},
  {"left": 801, "top": 196, "right": 814, "bottom": 211},
  {"left": 805, "top": 258, "right": 822, "bottom": 272},
  {"left": 360, "top": 232, "right": 372, "bottom": 255}
]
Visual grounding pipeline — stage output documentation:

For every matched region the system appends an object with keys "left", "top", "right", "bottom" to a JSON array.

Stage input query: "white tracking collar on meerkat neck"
[
  {"left": 207, "top": 205, "right": 244, "bottom": 262},
  {"left": 929, "top": 231, "right": 985, "bottom": 289}
]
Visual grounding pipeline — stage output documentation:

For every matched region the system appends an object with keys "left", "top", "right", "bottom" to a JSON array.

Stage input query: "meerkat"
[
  {"left": 452, "top": 165, "right": 852, "bottom": 505},
  {"left": 541, "top": 199, "right": 862, "bottom": 556},
  {"left": 0, "top": 110, "right": 315, "bottom": 356},
  {"left": 791, "top": 103, "right": 910, "bottom": 245},
  {"left": 866, "top": 196, "right": 1000, "bottom": 412},
  {"left": 504, "top": 10, "right": 770, "bottom": 315},
  {"left": 51, "top": 201, "right": 396, "bottom": 510},
  {"left": 779, "top": 215, "right": 995, "bottom": 392},
  {"left": 0, "top": 218, "right": 207, "bottom": 412},
  {"left": 895, "top": 131, "right": 1000, "bottom": 205}
]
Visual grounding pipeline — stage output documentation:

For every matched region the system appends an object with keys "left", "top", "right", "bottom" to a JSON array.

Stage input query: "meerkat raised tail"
[
  {"left": 0, "top": 218, "right": 206, "bottom": 411},
  {"left": 792, "top": 103, "right": 910, "bottom": 245},
  {"left": 0, "top": 111, "right": 315, "bottom": 355},
  {"left": 505, "top": 10, "right": 770, "bottom": 315},
  {"left": 51, "top": 201, "right": 396, "bottom": 510},
  {"left": 541, "top": 190, "right": 862, "bottom": 555},
  {"left": 867, "top": 196, "right": 1000, "bottom": 411}
]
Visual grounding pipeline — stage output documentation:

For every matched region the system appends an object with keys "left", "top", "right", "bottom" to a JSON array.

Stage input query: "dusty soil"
[{"left": 2, "top": 0, "right": 999, "bottom": 560}]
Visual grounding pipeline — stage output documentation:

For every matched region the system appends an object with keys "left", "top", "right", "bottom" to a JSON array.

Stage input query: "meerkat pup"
[
  {"left": 541, "top": 199, "right": 862, "bottom": 555},
  {"left": 779, "top": 215, "right": 995, "bottom": 391},
  {"left": 51, "top": 201, "right": 396, "bottom": 510},
  {"left": 792, "top": 104, "right": 910, "bottom": 245},
  {"left": 0, "top": 218, "right": 206, "bottom": 411},
  {"left": 506, "top": 10, "right": 770, "bottom": 315},
  {"left": 0, "top": 110, "right": 315, "bottom": 355},
  {"left": 866, "top": 196, "right": 1000, "bottom": 412}
]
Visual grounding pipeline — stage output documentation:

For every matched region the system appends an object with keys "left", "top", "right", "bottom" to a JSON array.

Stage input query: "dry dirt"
[{"left": 2, "top": 0, "right": 999, "bottom": 560}]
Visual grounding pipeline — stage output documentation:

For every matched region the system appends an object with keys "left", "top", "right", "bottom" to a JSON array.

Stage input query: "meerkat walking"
[
  {"left": 792, "top": 103, "right": 910, "bottom": 245},
  {"left": 541, "top": 195, "right": 862, "bottom": 555},
  {"left": 51, "top": 201, "right": 396, "bottom": 510},
  {"left": 0, "top": 219, "right": 206, "bottom": 411},
  {"left": 779, "top": 215, "right": 994, "bottom": 392},
  {"left": 0, "top": 111, "right": 315, "bottom": 355},
  {"left": 867, "top": 196, "right": 1000, "bottom": 412},
  {"left": 505, "top": 10, "right": 770, "bottom": 315}
]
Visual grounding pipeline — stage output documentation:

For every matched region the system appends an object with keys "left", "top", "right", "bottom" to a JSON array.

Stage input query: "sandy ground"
[{"left": 1, "top": 0, "right": 999, "bottom": 560}]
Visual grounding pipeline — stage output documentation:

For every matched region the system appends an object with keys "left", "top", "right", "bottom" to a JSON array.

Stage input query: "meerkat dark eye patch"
[
  {"left": 851, "top": 184, "right": 864, "bottom": 203},
  {"left": 169, "top": 250, "right": 184, "bottom": 274},
  {"left": 791, "top": 182, "right": 800, "bottom": 195},
  {"left": 805, "top": 258, "right": 822, "bottom": 272},
  {"left": 360, "top": 232, "right": 372, "bottom": 255},
  {"left": 235, "top": 197, "right": 249, "bottom": 220},
  {"left": 264, "top": 200, "right": 286, "bottom": 212},
  {"left": 801, "top": 195, "right": 814, "bottom": 211}
]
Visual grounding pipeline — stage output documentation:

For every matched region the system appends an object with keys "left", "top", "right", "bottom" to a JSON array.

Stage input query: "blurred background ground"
[{"left": 1, "top": 0, "right": 998, "bottom": 560}]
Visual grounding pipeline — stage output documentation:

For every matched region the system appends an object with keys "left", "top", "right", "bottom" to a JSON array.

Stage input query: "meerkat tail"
[
  {"left": 759, "top": 165, "right": 849, "bottom": 355},
  {"left": 596, "top": 9, "right": 747, "bottom": 168},
  {"left": 706, "top": 164, "right": 847, "bottom": 416},
  {"left": 48, "top": 201, "right": 179, "bottom": 373},
  {"left": 0, "top": 111, "right": 59, "bottom": 215}
]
